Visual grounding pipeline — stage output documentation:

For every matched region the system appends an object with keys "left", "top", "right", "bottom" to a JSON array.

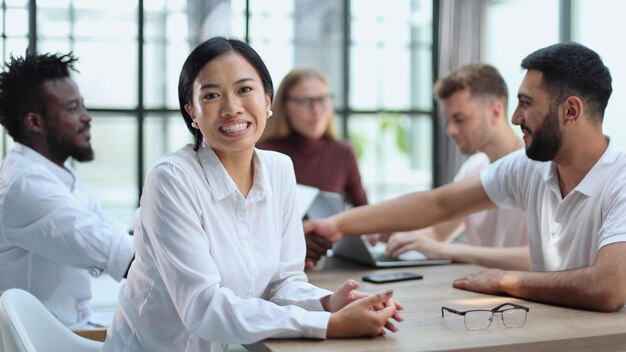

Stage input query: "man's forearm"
[
  {"left": 334, "top": 178, "right": 494, "bottom": 237},
  {"left": 446, "top": 245, "right": 530, "bottom": 270},
  {"left": 455, "top": 243, "right": 626, "bottom": 312},
  {"left": 333, "top": 196, "right": 427, "bottom": 236},
  {"left": 498, "top": 267, "right": 625, "bottom": 312}
]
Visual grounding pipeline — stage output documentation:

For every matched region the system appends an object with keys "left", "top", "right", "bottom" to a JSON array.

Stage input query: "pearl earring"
[
  {"left": 267, "top": 110, "right": 273, "bottom": 118},
  {"left": 191, "top": 121, "right": 198, "bottom": 129}
]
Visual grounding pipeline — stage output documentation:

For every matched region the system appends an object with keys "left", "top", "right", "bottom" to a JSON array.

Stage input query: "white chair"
[
  {"left": 0, "top": 312, "right": 3, "bottom": 352},
  {"left": 0, "top": 289, "right": 103, "bottom": 352}
]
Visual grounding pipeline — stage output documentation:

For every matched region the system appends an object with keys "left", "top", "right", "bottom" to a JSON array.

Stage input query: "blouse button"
[{"left": 88, "top": 268, "right": 103, "bottom": 277}]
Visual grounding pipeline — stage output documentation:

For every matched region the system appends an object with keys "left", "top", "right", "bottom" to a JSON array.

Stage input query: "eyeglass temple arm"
[
  {"left": 491, "top": 302, "right": 530, "bottom": 312},
  {"left": 442, "top": 303, "right": 530, "bottom": 317},
  {"left": 441, "top": 306, "right": 464, "bottom": 317}
]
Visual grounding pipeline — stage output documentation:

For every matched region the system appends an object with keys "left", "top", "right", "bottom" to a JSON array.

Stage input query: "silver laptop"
[
  {"left": 332, "top": 235, "right": 451, "bottom": 268},
  {"left": 298, "top": 186, "right": 451, "bottom": 268}
]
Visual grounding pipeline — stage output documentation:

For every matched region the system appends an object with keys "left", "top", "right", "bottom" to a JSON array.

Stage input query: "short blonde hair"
[{"left": 260, "top": 67, "right": 337, "bottom": 141}]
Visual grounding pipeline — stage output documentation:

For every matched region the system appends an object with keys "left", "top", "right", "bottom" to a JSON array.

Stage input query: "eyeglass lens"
[
  {"left": 501, "top": 308, "right": 528, "bottom": 328},
  {"left": 464, "top": 308, "right": 527, "bottom": 330},
  {"left": 464, "top": 310, "right": 493, "bottom": 330}
]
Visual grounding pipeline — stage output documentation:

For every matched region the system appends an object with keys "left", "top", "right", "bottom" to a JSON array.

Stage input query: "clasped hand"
[{"left": 322, "top": 280, "right": 404, "bottom": 337}]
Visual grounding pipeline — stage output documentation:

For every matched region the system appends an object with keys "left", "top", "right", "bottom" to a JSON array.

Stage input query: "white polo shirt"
[{"left": 480, "top": 138, "right": 626, "bottom": 271}]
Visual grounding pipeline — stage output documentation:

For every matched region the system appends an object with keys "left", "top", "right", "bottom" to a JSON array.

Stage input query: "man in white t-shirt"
[
  {"left": 0, "top": 52, "right": 134, "bottom": 328},
  {"left": 384, "top": 63, "right": 528, "bottom": 270},
  {"left": 306, "top": 42, "right": 626, "bottom": 312}
]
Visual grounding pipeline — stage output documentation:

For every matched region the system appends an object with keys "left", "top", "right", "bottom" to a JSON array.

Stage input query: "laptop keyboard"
[{"left": 369, "top": 244, "right": 428, "bottom": 262}]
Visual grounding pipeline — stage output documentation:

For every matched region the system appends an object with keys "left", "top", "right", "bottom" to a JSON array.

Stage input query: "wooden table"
[{"left": 246, "top": 257, "right": 626, "bottom": 351}]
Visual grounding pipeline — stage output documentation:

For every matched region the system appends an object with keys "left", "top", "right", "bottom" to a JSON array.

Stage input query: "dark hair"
[
  {"left": 434, "top": 62, "right": 508, "bottom": 110},
  {"left": 521, "top": 42, "right": 612, "bottom": 122},
  {"left": 0, "top": 51, "right": 78, "bottom": 143},
  {"left": 178, "top": 37, "right": 274, "bottom": 151}
]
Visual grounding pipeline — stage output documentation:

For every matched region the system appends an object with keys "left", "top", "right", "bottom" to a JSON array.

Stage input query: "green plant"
[
  {"left": 348, "top": 113, "right": 410, "bottom": 161},
  {"left": 378, "top": 113, "right": 410, "bottom": 155}
]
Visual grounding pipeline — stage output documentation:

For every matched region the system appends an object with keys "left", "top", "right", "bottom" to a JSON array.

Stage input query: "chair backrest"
[
  {"left": 0, "top": 310, "right": 3, "bottom": 352},
  {"left": 0, "top": 289, "right": 103, "bottom": 352}
]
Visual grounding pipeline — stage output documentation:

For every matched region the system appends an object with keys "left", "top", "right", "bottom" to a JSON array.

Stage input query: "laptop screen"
[
  {"left": 295, "top": 185, "right": 451, "bottom": 268},
  {"left": 296, "top": 185, "right": 345, "bottom": 220}
]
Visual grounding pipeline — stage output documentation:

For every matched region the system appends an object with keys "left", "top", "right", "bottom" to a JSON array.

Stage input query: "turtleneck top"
[{"left": 257, "top": 133, "right": 368, "bottom": 206}]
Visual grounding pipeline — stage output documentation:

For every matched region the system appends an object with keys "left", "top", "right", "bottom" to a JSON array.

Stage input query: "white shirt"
[
  {"left": 454, "top": 152, "right": 527, "bottom": 247},
  {"left": 481, "top": 138, "right": 626, "bottom": 271},
  {"left": 104, "top": 144, "right": 331, "bottom": 352},
  {"left": 0, "top": 143, "right": 134, "bottom": 328}
]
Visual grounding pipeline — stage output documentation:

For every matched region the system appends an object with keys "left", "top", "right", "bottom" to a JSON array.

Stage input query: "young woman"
[
  {"left": 257, "top": 67, "right": 368, "bottom": 207},
  {"left": 103, "top": 37, "right": 402, "bottom": 352}
]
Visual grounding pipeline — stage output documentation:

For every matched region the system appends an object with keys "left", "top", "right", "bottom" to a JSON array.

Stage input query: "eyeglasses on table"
[{"left": 441, "top": 302, "right": 529, "bottom": 330}]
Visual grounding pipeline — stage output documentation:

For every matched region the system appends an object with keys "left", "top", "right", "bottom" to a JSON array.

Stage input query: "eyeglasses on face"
[
  {"left": 441, "top": 302, "right": 529, "bottom": 330},
  {"left": 286, "top": 95, "right": 332, "bottom": 108}
]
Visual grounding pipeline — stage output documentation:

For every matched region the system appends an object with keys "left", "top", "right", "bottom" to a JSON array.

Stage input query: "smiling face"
[
  {"left": 184, "top": 52, "right": 271, "bottom": 161},
  {"left": 524, "top": 103, "right": 562, "bottom": 161},
  {"left": 513, "top": 70, "right": 563, "bottom": 161},
  {"left": 285, "top": 77, "right": 333, "bottom": 139},
  {"left": 40, "top": 77, "right": 93, "bottom": 164},
  {"left": 441, "top": 88, "right": 492, "bottom": 155}
]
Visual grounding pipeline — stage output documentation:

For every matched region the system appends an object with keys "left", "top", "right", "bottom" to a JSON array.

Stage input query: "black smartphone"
[{"left": 362, "top": 272, "right": 423, "bottom": 284}]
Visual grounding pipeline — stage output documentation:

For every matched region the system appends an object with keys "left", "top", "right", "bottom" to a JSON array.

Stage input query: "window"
[
  {"left": 485, "top": 0, "right": 559, "bottom": 120},
  {"left": 573, "top": 0, "right": 626, "bottom": 151},
  {"left": 0, "top": 0, "right": 436, "bottom": 224},
  {"left": 239, "top": 0, "right": 436, "bottom": 202},
  {"left": 486, "top": 0, "right": 624, "bottom": 150}
]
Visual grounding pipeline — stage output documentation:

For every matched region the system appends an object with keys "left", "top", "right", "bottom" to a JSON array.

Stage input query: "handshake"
[
  {"left": 303, "top": 218, "right": 340, "bottom": 270},
  {"left": 304, "top": 231, "right": 333, "bottom": 270},
  {"left": 303, "top": 219, "right": 392, "bottom": 270}
]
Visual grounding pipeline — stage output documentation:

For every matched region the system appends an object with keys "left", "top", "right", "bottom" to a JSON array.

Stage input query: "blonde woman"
[{"left": 258, "top": 67, "right": 367, "bottom": 207}]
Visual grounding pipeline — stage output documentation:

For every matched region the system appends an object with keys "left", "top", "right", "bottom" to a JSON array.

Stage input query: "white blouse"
[{"left": 104, "top": 143, "right": 331, "bottom": 352}]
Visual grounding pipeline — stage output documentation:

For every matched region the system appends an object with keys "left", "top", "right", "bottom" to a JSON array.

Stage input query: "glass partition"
[
  {"left": 574, "top": 0, "right": 626, "bottom": 150},
  {"left": 0, "top": 0, "right": 436, "bottom": 222}
]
